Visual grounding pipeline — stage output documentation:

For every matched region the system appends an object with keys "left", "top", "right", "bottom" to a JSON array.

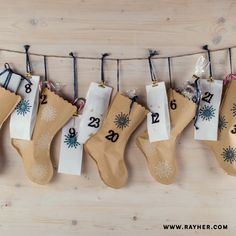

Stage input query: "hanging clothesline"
[{"left": 0, "top": 45, "right": 235, "bottom": 61}]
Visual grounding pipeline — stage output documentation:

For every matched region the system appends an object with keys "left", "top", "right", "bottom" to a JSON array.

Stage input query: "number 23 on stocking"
[
  {"left": 146, "top": 82, "right": 171, "bottom": 142},
  {"left": 77, "top": 82, "right": 112, "bottom": 144}
]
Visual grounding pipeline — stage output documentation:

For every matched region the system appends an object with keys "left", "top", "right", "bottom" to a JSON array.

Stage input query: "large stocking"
[
  {"left": 204, "top": 80, "right": 236, "bottom": 175},
  {"left": 85, "top": 92, "right": 147, "bottom": 188},
  {"left": 12, "top": 89, "right": 76, "bottom": 185},
  {"left": 137, "top": 89, "right": 196, "bottom": 184}
]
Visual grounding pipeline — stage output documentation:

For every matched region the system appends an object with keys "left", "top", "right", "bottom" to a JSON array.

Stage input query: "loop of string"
[
  {"left": 69, "top": 52, "right": 85, "bottom": 113},
  {"left": 101, "top": 53, "right": 109, "bottom": 84},
  {"left": 193, "top": 77, "right": 201, "bottom": 130},
  {"left": 168, "top": 57, "right": 172, "bottom": 89},
  {"left": 39, "top": 55, "right": 54, "bottom": 92},
  {"left": 24, "top": 45, "right": 32, "bottom": 77},
  {"left": 69, "top": 52, "right": 78, "bottom": 101},
  {"left": 0, "top": 63, "right": 13, "bottom": 89},
  {"left": 129, "top": 95, "right": 138, "bottom": 115},
  {"left": 0, "top": 63, "right": 31, "bottom": 89},
  {"left": 224, "top": 48, "right": 236, "bottom": 84},
  {"left": 148, "top": 50, "right": 158, "bottom": 83},
  {"left": 168, "top": 56, "right": 175, "bottom": 99},
  {"left": 229, "top": 48, "right": 233, "bottom": 74},
  {"left": 44, "top": 56, "right": 48, "bottom": 82},
  {"left": 202, "top": 45, "right": 213, "bottom": 79},
  {"left": 117, "top": 59, "right": 120, "bottom": 92}
]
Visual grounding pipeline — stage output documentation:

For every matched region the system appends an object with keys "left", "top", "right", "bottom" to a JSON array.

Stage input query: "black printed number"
[
  {"left": 105, "top": 130, "right": 119, "bottom": 142},
  {"left": 151, "top": 113, "right": 160, "bottom": 124},
  {"left": 230, "top": 124, "right": 236, "bottom": 134},
  {"left": 88, "top": 117, "right": 100, "bottom": 128},
  {"left": 170, "top": 99, "right": 177, "bottom": 110},
  {"left": 202, "top": 92, "right": 214, "bottom": 103},
  {"left": 40, "top": 94, "right": 48, "bottom": 104},
  {"left": 25, "top": 83, "right": 32, "bottom": 93},
  {"left": 69, "top": 128, "right": 76, "bottom": 137}
]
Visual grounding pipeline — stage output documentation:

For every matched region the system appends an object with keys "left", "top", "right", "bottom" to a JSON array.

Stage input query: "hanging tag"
[
  {"left": 58, "top": 116, "right": 83, "bottom": 176},
  {"left": 77, "top": 82, "right": 112, "bottom": 144},
  {"left": 194, "top": 79, "right": 223, "bottom": 140},
  {"left": 0, "top": 69, "right": 22, "bottom": 92},
  {"left": 10, "top": 76, "right": 40, "bottom": 140},
  {"left": 146, "top": 81, "right": 171, "bottom": 142}
]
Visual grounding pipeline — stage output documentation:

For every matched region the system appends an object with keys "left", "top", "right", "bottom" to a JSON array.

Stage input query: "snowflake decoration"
[
  {"left": 218, "top": 115, "right": 228, "bottom": 132},
  {"left": 35, "top": 134, "right": 51, "bottom": 149},
  {"left": 154, "top": 160, "right": 173, "bottom": 179},
  {"left": 41, "top": 105, "right": 57, "bottom": 122},
  {"left": 114, "top": 112, "right": 130, "bottom": 129},
  {"left": 64, "top": 130, "right": 80, "bottom": 149},
  {"left": 199, "top": 105, "right": 216, "bottom": 121},
  {"left": 221, "top": 146, "right": 236, "bottom": 164},
  {"left": 16, "top": 99, "right": 32, "bottom": 116},
  {"left": 231, "top": 103, "right": 236, "bottom": 117}
]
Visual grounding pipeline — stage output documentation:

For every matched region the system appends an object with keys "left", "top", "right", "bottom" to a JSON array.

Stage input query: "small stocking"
[
  {"left": 0, "top": 87, "right": 21, "bottom": 128},
  {"left": 137, "top": 89, "right": 196, "bottom": 184},
  {"left": 85, "top": 92, "right": 147, "bottom": 188},
  {"left": 12, "top": 88, "right": 76, "bottom": 184}
]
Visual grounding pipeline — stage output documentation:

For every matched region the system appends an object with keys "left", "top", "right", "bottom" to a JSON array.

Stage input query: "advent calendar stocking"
[
  {"left": 136, "top": 89, "right": 196, "bottom": 184},
  {"left": 85, "top": 92, "right": 147, "bottom": 188},
  {"left": 12, "top": 88, "right": 76, "bottom": 184},
  {"left": 204, "top": 80, "right": 236, "bottom": 175},
  {"left": 0, "top": 87, "right": 21, "bottom": 129}
]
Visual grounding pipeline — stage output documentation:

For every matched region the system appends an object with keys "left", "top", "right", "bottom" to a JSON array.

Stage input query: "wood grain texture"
[{"left": 0, "top": 0, "right": 236, "bottom": 235}]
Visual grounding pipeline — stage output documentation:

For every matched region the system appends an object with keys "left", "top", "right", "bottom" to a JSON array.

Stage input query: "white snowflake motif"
[
  {"left": 30, "top": 164, "right": 48, "bottom": 179},
  {"left": 154, "top": 160, "right": 173, "bottom": 179},
  {"left": 41, "top": 105, "right": 57, "bottom": 122},
  {"left": 35, "top": 134, "right": 51, "bottom": 149}
]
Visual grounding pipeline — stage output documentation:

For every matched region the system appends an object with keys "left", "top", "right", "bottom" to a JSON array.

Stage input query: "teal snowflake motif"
[
  {"left": 221, "top": 146, "right": 236, "bottom": 164},
  {"left": 231, "top": 103, "right": 236, "bottom": 117},
  {"left": 16, "top": 99, "right": 32, "bottom": 116},
  {"left": 199, "top": 105, "right": 216, "bottom": 121},
  {"left": 218, "top": 115, "right": 228, "bottom": 132},
  {"left": 114, "top": 112, "right": 130, "bottom": 129},
  {"left": 64, "top": 131, "right": 79, "bottom": 149}
]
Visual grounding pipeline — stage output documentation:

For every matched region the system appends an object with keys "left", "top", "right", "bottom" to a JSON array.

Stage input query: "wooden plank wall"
[{"left": 0, "top": 0, "right": 236, "bottom": 235}]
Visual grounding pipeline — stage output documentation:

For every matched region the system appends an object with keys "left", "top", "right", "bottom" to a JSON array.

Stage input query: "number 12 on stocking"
[
  {"left": 146, "top": 82, "right": 171, "bottom": 142},
  {"left": 194, "top": 79, "right": 223, "bottom": 141}
]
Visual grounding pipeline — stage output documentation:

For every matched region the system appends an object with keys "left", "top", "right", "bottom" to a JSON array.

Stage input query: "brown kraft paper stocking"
[
  {"left": 0, "top": 87, "right": 21, "bottom": 128},
  {"left": 85, "top": 92, "right": 148, "bottom": 189},
  {"left": 136, "top": 89, "right": 196, "bottom": 184},
  {"left": 204, "top": 80, "right": 236, "bottom": 175},
  {"left": 12, "top": 88, "right": 77, "bottom": 185}
]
